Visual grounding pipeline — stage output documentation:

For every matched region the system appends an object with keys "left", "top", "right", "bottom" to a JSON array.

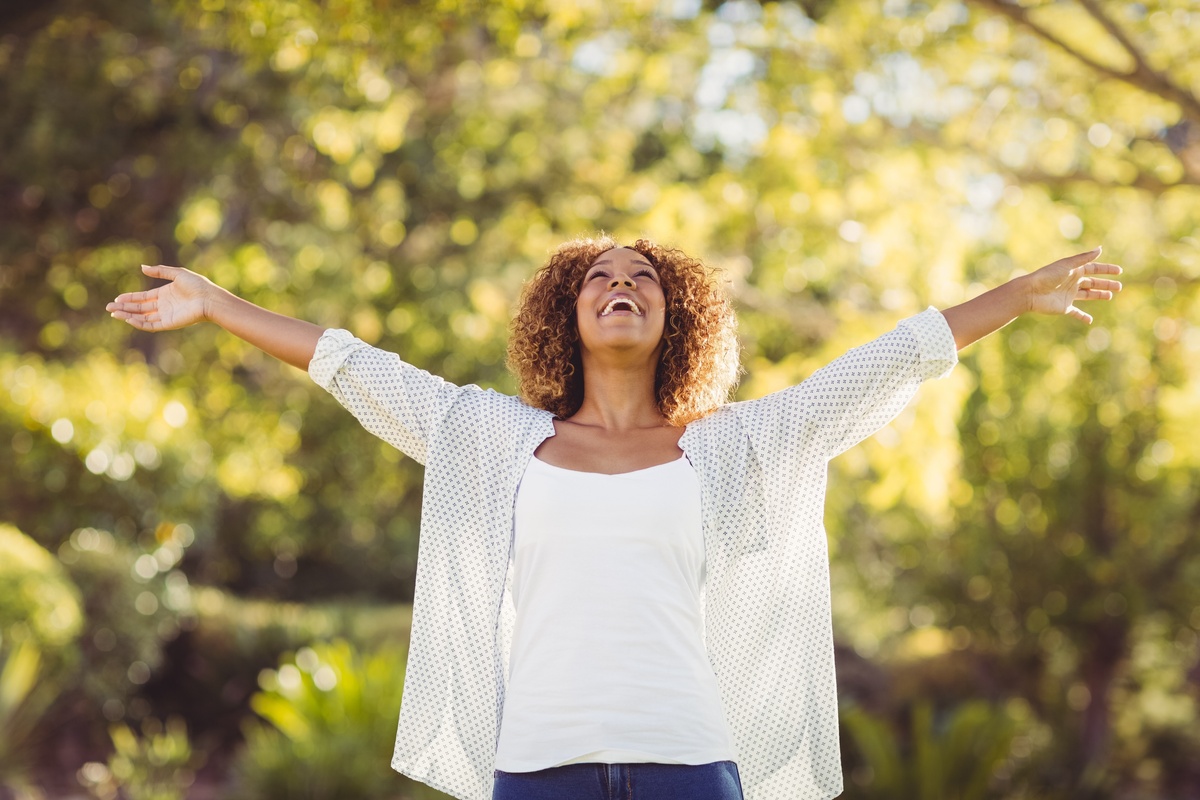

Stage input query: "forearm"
[
  {"left": 205, "top": 288, "right": 326, "bottom": 371},
  {"left": 940, "top": 276, "right": 1031, "bottom": 351}
]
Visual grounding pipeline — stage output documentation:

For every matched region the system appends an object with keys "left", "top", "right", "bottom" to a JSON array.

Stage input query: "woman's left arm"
[{"left": 941, "top": 246, "right": 1123, "bottom": 350}]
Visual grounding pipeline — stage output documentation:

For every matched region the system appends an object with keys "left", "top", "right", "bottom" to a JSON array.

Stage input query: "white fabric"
[
  {"left": 308, "top": 307, "right": 958, "bottom": 800},
  {"left": 494, "top": 454, "right": 737, "bottom": 772}
]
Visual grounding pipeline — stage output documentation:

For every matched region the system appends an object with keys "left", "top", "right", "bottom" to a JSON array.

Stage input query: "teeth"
[{"left": 601, "top": 298, "right": 641, "bottom": 316}]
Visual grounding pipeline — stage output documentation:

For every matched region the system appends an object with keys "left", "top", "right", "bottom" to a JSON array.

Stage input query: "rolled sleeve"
[
  {"left": 308, "top": 329, "right": 465, "bottom": 465},
  {"left": 899, "top": 306, "right": 958, "bottom": 381},
  {"left": 308, "top": 328, "right": 363, "bottom": 389}
]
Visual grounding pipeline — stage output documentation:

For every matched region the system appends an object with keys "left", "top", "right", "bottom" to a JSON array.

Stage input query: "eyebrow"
[{"left": 588, "top": 258, "right": 656, "bottom": 270}]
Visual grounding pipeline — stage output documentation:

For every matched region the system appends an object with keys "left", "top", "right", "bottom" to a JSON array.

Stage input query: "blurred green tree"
[{"left": 1, "top": 0, "right": 1198, "bottom": 795}]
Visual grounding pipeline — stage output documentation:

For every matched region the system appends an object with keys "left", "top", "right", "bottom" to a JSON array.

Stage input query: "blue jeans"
[{"left": 492, "top": 761, "right": 744, "bottom": 800}]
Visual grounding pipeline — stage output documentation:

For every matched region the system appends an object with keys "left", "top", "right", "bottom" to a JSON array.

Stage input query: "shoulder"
[
  {"left": 443, "top": 385, "right": 552, "bottom": 429},
  {"left": 682, "top": 402, "right": 744, "bottom": 437}
]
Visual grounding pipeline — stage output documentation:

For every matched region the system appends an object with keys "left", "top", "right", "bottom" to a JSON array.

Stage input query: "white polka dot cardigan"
[{"left": 308, "top": 307, "right": 957, "bottom": 800}]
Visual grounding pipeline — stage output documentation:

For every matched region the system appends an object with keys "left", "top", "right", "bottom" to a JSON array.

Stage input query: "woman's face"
[{"left": 574, "top": 247, "right": 667, "bottom": 361}]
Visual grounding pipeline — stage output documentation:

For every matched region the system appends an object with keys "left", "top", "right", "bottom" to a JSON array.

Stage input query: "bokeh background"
[{"left": 2, "top": 0, "right": 1198, "bottom": 797}]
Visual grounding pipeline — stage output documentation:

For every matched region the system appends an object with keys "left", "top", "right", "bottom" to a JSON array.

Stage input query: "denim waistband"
[{"left": 492, "top": 760, "right": 744, "bottom": 800}]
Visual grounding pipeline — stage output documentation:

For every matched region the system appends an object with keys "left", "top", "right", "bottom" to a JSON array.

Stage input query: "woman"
[{"left": 108, "top": 236, "right": 1121, "bottom": 800}]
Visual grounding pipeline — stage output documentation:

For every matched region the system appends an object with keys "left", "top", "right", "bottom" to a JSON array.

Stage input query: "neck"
[{"left": 570, "top": 353, "right": 666, "bottom": 430}]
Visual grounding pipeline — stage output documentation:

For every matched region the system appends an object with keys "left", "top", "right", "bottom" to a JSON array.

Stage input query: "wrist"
[
  {"left": 1009, "top": 274, "right": 1034, "bottom": 316},
  {"left": 202, "top": 282, "right": 234, "bottom": 325}
]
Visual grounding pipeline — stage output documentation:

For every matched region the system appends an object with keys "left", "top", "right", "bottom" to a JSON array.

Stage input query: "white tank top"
[{"left": 493, "top": 452, "right": 737, "bottom": 772}]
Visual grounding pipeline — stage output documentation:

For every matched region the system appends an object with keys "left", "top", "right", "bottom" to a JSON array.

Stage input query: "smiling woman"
[
  {"left": 107, "top": 235, "right": 1119, "bottom": 800},
  {"left": 506, "top": 235, "right": 739, "bottom": 428}
]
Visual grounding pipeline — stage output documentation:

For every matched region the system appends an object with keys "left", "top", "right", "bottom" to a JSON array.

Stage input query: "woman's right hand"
[
  {"left": 107, "top": 264, "right": 217, "bottom": 331},
  {"left": 108, "top": 263, "right": 325, "bottom": 369}
]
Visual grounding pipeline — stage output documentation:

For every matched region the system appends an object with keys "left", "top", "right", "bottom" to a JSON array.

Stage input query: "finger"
[
  {"left": 142, "top": 264, "right": 184, "bottom": 280},
  {"left": 110, "top": 288, "right": 160, "bottom": 304},
  {"left": 1081, "top": 277, "right": 1122, "bottom": 293},
  {"left": 1054, "top": 246, "right": 1103, "bottom": 270},
  {"left": 1065, "top": 305, "right": 1093, "bottom": 324},
  {"left": 109, "top": 307, "right": 160, "bottom": 325},
  {"left": 107, "top": 297, "right": 158, "bottom": 312},
  {"left": 110, "top": 310, "right": 147, "bottom": 329},
  {"left": 1077, "top": 289, "right": 1114, "bottom": 301},
  {"left": 110, "top": 308, "right": 148, "bottom": 323},
  {"left": 1082, "top": 261, "right": 1122, "bottom": 276}
]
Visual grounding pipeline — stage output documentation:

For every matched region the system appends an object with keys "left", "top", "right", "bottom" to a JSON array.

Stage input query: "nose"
[{"left": 608, "top": 275, "right": 635, "bottom": 289}]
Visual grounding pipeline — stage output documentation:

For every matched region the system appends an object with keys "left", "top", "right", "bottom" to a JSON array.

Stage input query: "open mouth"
[{"left": 600, "top": 297, "right": 642, "bottom": 316}]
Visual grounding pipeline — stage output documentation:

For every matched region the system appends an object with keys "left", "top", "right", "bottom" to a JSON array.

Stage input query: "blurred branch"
[
  {"left": 967, "top": 0, "right": 1200, "bottom": 122},
  {"left": 1074, "top": 0, "right": 1200, "bottom": 116},
  {"left": 1004, "top": 167, "right": 1199, "bottom": 192}
]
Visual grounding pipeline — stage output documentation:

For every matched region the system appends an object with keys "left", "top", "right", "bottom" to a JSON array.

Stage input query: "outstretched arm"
[
  {"left": 107, "top": 264, "right": 325, "bottom": 370},
  {"left": 941, "top": 247, "right": 1123, "bottom": 351}
]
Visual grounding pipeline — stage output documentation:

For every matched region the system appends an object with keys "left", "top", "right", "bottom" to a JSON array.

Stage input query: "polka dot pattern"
[{"left": 309, "top": 307, "right": 957, "bottom": 800}]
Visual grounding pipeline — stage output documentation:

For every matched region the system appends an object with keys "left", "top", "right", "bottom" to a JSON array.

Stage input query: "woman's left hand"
[{"left": 1025, "top": 247, "right": 1123, "bottom": 324}]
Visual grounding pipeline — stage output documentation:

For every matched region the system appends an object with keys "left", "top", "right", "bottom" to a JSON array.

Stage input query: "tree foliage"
[{"left": 2, "top": 0, "right": 1198, "bottom": 795}]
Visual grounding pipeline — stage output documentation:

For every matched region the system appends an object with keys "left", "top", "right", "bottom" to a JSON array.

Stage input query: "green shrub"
[
  {"left": 173, "top": 587, "right": 411, "bottom": 731},
  {"left": 77, "top": 717, "right": 202, "bottom": 800},
  {"left": 841, "top": 700, "right": 1019, "bottom": 800},
  {"left": 0, "top": 523, "right": 83, "bottom": 796},
  {"left": 109, "top": 716, "right": 201, "bottom": 800},
  {"left": 229, "top": 639, "right": 448, "bottom": 800},
  {"left": 1, "top": 640, "right": 57, "bottom": 799},
  {"left": 58, "top": 528, "right": 184, "bottom": 717},
  {"left": 0, "top": 522, "right": 82, "bottom": 668},
  {"left": 189, "top": 586, "right": 412, "bottom": 660}
]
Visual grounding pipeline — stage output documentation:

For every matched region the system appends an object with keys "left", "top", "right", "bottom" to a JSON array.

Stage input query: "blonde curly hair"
[{"left": 507, "top": 235, "right": 740, "bottom": 426}]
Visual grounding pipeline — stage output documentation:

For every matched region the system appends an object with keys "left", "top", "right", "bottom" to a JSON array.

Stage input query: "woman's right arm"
[
  {"left": 109, "top": 263, "right": 472, "bottom": 464},
  {"left": 107, "top": 264, "right": 325, "bottom": 370}
]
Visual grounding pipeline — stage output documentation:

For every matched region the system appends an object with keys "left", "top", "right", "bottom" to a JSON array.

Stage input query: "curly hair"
[{"left": 507, "top": 235, "right": 740, "bottom": 426}]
